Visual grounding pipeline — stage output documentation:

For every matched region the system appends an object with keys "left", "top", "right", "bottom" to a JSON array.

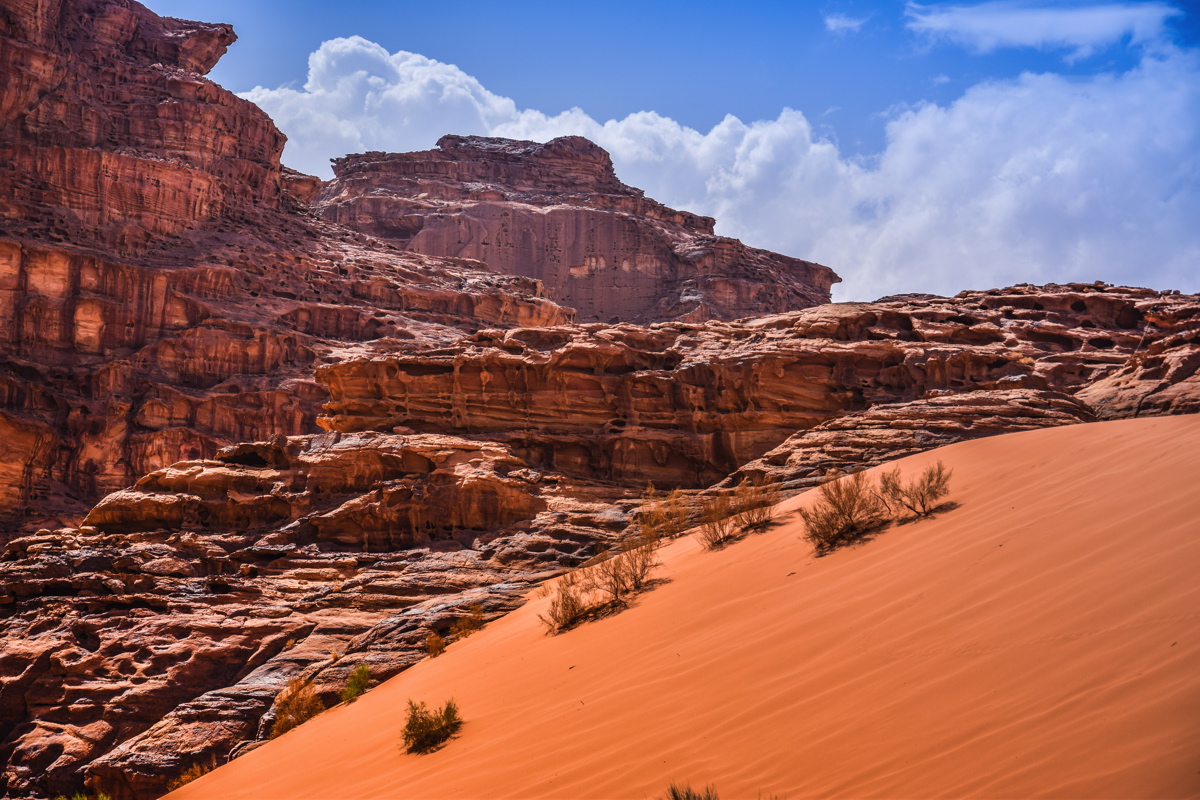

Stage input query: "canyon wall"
[
  {"left": 315, "top": 135, "right": 839, "bottom": 324},
  {"left": 0, "top": 0, "right": 569, "bottom": 533}
]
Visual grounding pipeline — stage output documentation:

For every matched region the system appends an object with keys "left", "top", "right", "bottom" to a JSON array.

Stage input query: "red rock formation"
[
  {"left": 0, "top": 0, "right": 569, "bottom": 533},
  {"left": 318, "top": 284, "right": 1195, "bottom": 489},
  {"left": 315, "top": 135, "right": 839, "bottom": 324}
]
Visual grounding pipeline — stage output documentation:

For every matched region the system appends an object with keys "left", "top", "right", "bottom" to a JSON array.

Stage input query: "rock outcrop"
[
  {"left": 318, "top": 284, "right": 1196, "bottom": 489},
  {"left": 0, "top": 0, "right": 569, "bottom": 533},
  {"left": 315, "top": 136, "right": 839, "bottom": 324}
]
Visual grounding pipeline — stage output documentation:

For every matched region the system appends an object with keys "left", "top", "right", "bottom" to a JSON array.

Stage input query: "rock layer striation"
[{"left": 315, "top": 135, "right": 839, "bottom": 324}]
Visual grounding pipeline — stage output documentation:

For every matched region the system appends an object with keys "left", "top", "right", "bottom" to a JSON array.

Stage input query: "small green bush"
[
  {"left": 402, "top": 698, "right": 462, "bottom": 754},
  {"left": 341, "top": 663, "right": 371, "bottom": 704}
]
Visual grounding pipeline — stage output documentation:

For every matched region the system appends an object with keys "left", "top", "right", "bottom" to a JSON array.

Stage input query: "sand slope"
[{"left": 172, "top": 414, "right": 1200, "bottom": 799}]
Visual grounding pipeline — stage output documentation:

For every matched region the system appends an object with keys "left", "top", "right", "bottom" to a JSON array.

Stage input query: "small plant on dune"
[
  {"left": 798, "top": 468, "right": 890, "bottom": 555},
  {"left": 879, "top": 460, "right": 953, "bottom": 518},
  {"left": 401, "top": 698, "right": 462, "bottom": 754},
  {"left": 539, "top": 568, "right": 591, "bottom": 634},
  {"left": 697, "top": 491, "right": 737, "bottom": 549},
  {"left": 425, "top": 631, "right": 446, "bottom": 657},
  {"left": 732, "top": 477, "right": 782, "bottom": 532},
  {"left": 660, "top": 782, "right": 720, "bottom": 800},
  {"left": 620, "top": 537, "right": 657, "bottom": 593},
  {"left": 449, "top": 602, "right": 485, "bottom": 638},
  {"left": 270, "top": 677, "right": 325, "bottom": 739},
  {"left": 166, "top": 755, "right": 218, "bottom": 791},
  {"left": 638, "top": 485, "right": 692, "bottom": 541},
  {"left": 341, "top": 663, "right": 371, "bottom": 704},
  {"left": 52, "top": 794, "right": 113, "bottom": 800}
]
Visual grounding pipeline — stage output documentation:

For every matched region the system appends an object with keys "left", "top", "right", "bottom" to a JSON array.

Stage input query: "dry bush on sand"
[
  {"left": 639, "top": 486, "right": 691, "bottom": 541},
  {"left": 402, "top": 699, "right": 462, "bottom": 754},
  {"left": 660, "top": 783, "right": 720, "bottom": 800},
  {"left": 697, "top": 491, "right": 737, "bottom": 549},
  {"left": 732, "top": 478, "right": 782, "bottom": 531},
  {"left": 425, "top": 632, "right": 446, "bottom": 657},
  {"left": 880, "top": 460, "right": 953, "bottom": 517},
  {"left": 270, "top": 677, "right": 325, "bottom": 739},
  {"left": 538, "top": 569, "right": 591, "bottom": 634},
  {"left": 449, "top": 602, "right": 485, "bottom": 638},
  {"left": 166, "top": 756, "right": 218, "bottom": 791},
  {"left": 798, "top": 469, "right": 890, "bottom": 555}
]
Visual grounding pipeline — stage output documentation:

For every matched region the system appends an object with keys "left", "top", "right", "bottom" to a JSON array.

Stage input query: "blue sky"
[{"left": 152, "top": 1, "right": 1200, "bottom": 300}]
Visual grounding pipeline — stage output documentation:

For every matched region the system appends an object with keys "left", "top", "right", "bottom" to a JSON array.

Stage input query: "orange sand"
[{"left": 172, "top": 414, "right": 1200, "bottom": 799}]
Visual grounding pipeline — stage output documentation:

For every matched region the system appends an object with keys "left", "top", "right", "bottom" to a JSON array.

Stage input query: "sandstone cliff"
[
  {"left": 0, "top": 0, "right": 568, "bottom": 534},
  {"left": 315, "top": 135, "right": 839, "bottom": 324}
]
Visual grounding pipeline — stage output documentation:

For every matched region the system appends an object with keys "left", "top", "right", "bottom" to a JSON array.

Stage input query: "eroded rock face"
[
  {"left": 315, "top": 135, "right": 839, "bottom": 324},
  {"left": 0, "top": 0, "right": 569, "bottom": 533},
  {"left": 318, "top": 284, "right": 1199, "bottom": 489},
  {"left": 0, "top": 432, "right": 628, "bottom": 798},
  {"left": 720, "top": 388, "right": 1096, "bottom": 491}
]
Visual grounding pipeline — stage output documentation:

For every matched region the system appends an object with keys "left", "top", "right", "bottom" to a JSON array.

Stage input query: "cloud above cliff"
[{"left": 244, "top": 35, "right": 1200, "bottom": 300}]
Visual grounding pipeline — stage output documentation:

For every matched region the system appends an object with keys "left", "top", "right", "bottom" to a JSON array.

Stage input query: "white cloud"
[
  {"left": 905, "top": 1, "right": 1183, "bottom": 60},
  {"left": 824, "top": 13, "right": 870, "bottom": 33},
  {"left": 244, "top": 36, "right": 1200, "bottom": 301}
]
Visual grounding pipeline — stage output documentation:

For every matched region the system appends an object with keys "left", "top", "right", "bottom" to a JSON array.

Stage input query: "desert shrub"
[
  {"left": 401, "top": 698, "right": 462, "bottom": 754},
  {"left": 798, "top": 468, "right": 890, "bottom": 555},
  {"left": 880, "top": 460, "right": 952, "bottom": 517},
  {"left": 538, "top": 569, "right": 591, "bottom": 634},
  {"left": 425, "top": 631, "right": 446, "bottom": 657},
  {"left": 53, "top": 795, "right": 113, "bottom": 800},
  {"left": 638, "top": 486, "right": 691, "bottom": 541},
  {"left": 732, "top": 478, "right": 782, "bottom": 531},
  {"left": 341, "top": 663, "right": 371, "bottom": 704},
  {"left": 591, "top": 547, "right": 631, "bottom": 604},
  {"left": 270, "top": 677, "right": 325, "bottom": 739},
  {"left": 697, "top": 491, "right": 737, "bottom": 549},
  {"left": 449, "top": 602, "right": 485, "bottom": 638},
  {"left": 660, "top": 783, "right": 719, "bottom": 800},
  {"left": 620, "top": 538, "right": 657, "bottom": 592},
  {"left": 166, "top": 756, "right": 217, "bottom": 791}
]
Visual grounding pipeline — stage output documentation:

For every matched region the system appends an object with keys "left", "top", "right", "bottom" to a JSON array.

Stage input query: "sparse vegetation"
[
  {"left": 538, "top": 567, "right": 593, "bottom": 634},
  {"left": 341, "top": 663, "right": 371, "bottom": 704},
  {"left": 638, "top": 485, "right": 691, "bottom": 541},
  {"left": 880, "top": 460, "right": 952, "bottom": 517},
  {"left": 425, "top": 631, "right": 446, "bottom": 657},
  {"left": 52, "top": 794, "right": 113, "bottom": 800},
  {"left": 449, "top": 602, "right": 485, "bottom": 638},
  {"left": 538, "top": 535, "right": 661, "bottom": 634},
  {"left": 799, "top": 462, "right": 955, "bottom": 555},
  {"left": 798, "top": 468, "right": 890, "bottom": 555},
  {"left": 698, "top": 490, "right": 737, "bottom": 549},
  {"left": 660, "top": 783, "right": 720, "bottom": 800},
  {"left": 166, "top": 756, "right": 218, "bottom": 791},
  {"left": 401, "top": 698, "right": 462, "bottom": 754},
  {"left": 732, "top": 477, "right": 782, "bottom": 531},
  {"left": 270, "top": 677, "right": 325, "bottom": 739}
]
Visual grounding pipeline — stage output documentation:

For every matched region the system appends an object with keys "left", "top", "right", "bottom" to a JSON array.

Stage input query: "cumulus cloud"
[
  {"left": 824, "top": 13, "right": 870, "bottom": 33},
  {"left": 905, "top": 1, "right": 1183, "bottom": 59},
  {"left": 244, "top": 36, "right": 1200, "bottom": 300}
]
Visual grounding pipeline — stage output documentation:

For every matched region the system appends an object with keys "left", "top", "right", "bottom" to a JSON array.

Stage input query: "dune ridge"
[{"left": 171, "top": 414, "right": 1200, "bottom": 799}]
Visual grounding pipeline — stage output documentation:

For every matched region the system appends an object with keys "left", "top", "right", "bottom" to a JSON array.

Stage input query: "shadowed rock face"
[
  {"left": 315, "top": 135, "right": 840, "bottom": 324},
  {"left": 0, "top": 0, "right": 569, "bottom": 533}
]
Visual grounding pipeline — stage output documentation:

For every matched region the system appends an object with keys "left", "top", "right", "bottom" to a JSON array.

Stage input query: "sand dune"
[{"left": 171, "top": 414, "right": 1200, "bottom": 799}]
